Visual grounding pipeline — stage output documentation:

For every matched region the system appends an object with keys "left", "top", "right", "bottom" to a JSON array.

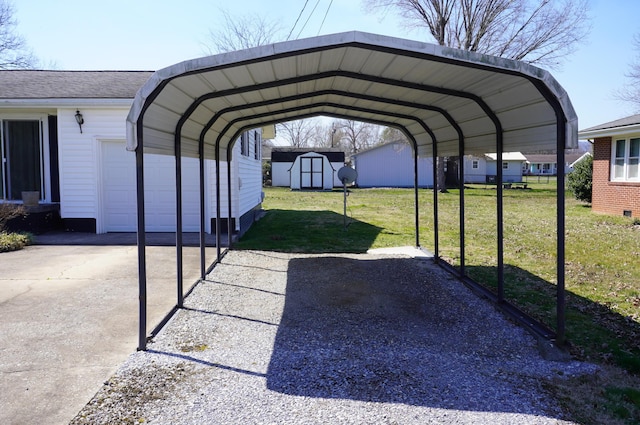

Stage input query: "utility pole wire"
[
  {"left": 287, "top": 0, "right": 310, "bottom": 40},
  {"left": 296, "top": 0, "right": 322, "bottom": 39},
  {"left": 317, "top": 0, "right": 334, "bottom": 35}
]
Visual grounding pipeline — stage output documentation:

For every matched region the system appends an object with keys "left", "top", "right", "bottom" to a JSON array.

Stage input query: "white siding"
[
  {"left": 463, "top": 156, "right": 488, "bottom": 183},
  {"left": 59, "top": 107, "right": 262, "bottom": 233},
  {"left": 353, "top": 142, "right": 433, "bottom": 188},
  {"left": 207, "top": 130, "right": 263, "bottom": 230},
  {"left": 58, "top": 108, "right": 127, "bottom": 220},
  {"left": 272, "top": 162, "right": 292, "bottom": 187}
]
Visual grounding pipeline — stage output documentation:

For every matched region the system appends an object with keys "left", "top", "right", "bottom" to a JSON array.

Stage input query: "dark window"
[
  {"left": 1, "top": 120, "right": 42, "bottom": 200},
  {"left": 241, "top": 133, "right": 249, "bottom": 157},
  {"left": 254, "top": 130, "right": 260, "bottom": 160}
]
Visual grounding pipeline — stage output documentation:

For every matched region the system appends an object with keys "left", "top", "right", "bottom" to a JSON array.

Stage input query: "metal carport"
[{"left": 126, "top": 31, "right": 576, "bottom": 351}]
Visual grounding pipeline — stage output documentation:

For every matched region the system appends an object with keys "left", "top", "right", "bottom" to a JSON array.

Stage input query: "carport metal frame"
[{"left": 128, "top": 32, "right": 573, "bottom": 351}]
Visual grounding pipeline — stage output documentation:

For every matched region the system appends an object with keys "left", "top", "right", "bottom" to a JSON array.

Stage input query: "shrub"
[
  {"left": 0, "top": 203, "right": 27, "bottom": 230},
  {"left": 567, "top": 155, "right": 593, "bottom": 203},
  {"left": 0, "top": 231, "right": 32, "bottom": 252}
]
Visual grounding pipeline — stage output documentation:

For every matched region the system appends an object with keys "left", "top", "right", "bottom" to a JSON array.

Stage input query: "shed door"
[
  {"left": 300, "top": 157, "right": 323, "bottom": 189},
  {"left": 102, "top": 141, "right": 200, "bottom": 232}
]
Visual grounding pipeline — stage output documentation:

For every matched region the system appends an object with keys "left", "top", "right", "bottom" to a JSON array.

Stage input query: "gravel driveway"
[{"left": 71, "top": 249, "right": 595, "bottom": 424}]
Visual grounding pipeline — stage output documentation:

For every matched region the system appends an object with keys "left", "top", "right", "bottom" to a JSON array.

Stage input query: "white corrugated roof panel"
[{"left": 127, "top": 31, "right": 577, "bottom": 160}]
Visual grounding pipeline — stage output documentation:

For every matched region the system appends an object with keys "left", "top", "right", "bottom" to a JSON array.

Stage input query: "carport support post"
[
  {"left": 135, "top": 142, "right": 148, "bottom": 351},
  {"left": 227, "top": 147, "right": 233, "bottom": 247},
  {"left": 199, "top": 142, "right": 206, "bottom": 279},
  {"left": 414, "top": 148, "right": 420, "bottom": 247},
  {"left": 459, "top": 140, "right": 465, "bottom": 275},
  {"left": 432, "top": 141, "right": 439, "bottom": 260},
  {"left": 215, "top": 146, "right": 222, "bottom": 261},
  {"left": 497, "top": 142, "right": 504, "bottom": 303},
  {"left": 556, "top": 127, "right": 566, "bottom": 345},
  {"left": 175, "top": 139, "right": 184, "bottom": 308}
]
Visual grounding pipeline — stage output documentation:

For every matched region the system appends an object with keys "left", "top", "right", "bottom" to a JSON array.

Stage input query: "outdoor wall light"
[{"left": 75, "top": 110, "right": 84, "bottom": 133}]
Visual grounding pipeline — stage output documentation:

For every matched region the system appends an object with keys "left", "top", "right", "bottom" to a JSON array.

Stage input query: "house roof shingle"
[
  {"left": 0, "top": 70, "right": 153, "bottom": 99},
  {"left": 579, "top": 114, "right": 640, "bottom": 133},
  {"left": 525, "top": 152, "right": 585, "bottom": 163}
]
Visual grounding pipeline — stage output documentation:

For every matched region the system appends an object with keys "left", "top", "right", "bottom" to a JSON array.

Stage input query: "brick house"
[{"left": 579, "top": 114, "right": 640, "bottom": 218}]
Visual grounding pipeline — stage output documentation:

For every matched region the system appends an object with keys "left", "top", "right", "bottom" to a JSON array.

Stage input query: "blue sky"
[{"left": 13, "top": 0, "right": 640, "bottom": 129}]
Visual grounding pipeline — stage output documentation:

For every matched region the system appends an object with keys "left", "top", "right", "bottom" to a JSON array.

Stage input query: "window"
[
  {"left": 472, "top": 160, "right": 479, "bottom": 169},
  {"left": 240, "top": 132, "right": 249, "bottom": 157},
  {"left": 502, "top": 162, "right": 509, "bottom": 170},
  {"left": 612, "top": 138, "right": 639, "bottom": 181},
  {"left": 1, "top": 120, "right": 43, "bottom": 200},
  {"left": 254, "top": 130, "right": 260, "bottom": 160}
]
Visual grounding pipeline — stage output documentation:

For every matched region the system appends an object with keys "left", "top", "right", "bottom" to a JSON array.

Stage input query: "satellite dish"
[{"left": 337, "top": 166, "right": 357, "bottom": 185}]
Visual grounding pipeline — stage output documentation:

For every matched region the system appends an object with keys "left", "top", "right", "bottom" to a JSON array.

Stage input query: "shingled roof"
[
  {"left": 0, "top": 70, "right": 152, "bottom": 99},
  {"left": 579, "top": 114, "right": 640, "bottom": 133}
]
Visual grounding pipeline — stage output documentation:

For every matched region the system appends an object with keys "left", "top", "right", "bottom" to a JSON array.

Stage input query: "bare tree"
[
  {"left": 363, "top": 0, "right": 589, "bottom": 69},
  {"left": 277, "top": 119, "right": 318, "bottom": 148},
  {"left": 335, "top": 119, "right": 381, "bottom": 154},
  {"left": 616, "top": 33, "right": 640, "bottom": 110},
  {"left": 204, "top": 8, "right": 284, "bottom": 53},
  {"left": 0, "top": 1, "right": 36, "bottom": 69},
  {"left": 364, "top": 0, "right": 589, "bottom": 191},
  {"left": 379, "top": 127, "right": 408, "bottom": 144}
]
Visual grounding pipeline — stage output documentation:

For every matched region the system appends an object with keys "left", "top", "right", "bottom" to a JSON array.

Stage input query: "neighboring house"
[
  {"left": 578, "top": 114, "right": 640, "bottom": 218},
  {"left": 0, "top": 70, "right": 263, "bottom": 235},
  {"left": 463, "top": 152, "right": 526, "bottom": 183},
  {"left": 271, "top": 148, "right": 345, "bottom": 188},
  {"left": 568, "top": 152, "right": 592, "bottom": 172},
  {"left": 351, "top": 141, "right": 434, "bottom": 188},
  {"left": 523, "top": 154, "right": 558, "bottom": 175},
  {"left": 523, "top": 152, "right": 588, "bottom": 176}
]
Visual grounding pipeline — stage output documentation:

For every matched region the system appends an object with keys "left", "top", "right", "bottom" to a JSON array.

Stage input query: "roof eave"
[
  {"left": 0, "top": 98, "right": 134, "bottom": 108},
  {"left": 578, "top": 123, "right": 640, "bottom": 140}
]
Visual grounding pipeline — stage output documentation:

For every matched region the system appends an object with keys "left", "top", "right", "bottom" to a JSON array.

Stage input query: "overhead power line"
[
  {"left": 317, "top": 0, "right": 334, "bottom": 35},
  {"left": 296, "top": 0, "right": 321, "bottom": 39},
  {"left": 287, "top": 0, "right": 310, "bottom": 40}
]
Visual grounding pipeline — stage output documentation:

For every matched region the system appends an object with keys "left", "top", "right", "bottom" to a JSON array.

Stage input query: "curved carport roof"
[{"left": 127, "top": 31, "right": 575, "bottom": 351}]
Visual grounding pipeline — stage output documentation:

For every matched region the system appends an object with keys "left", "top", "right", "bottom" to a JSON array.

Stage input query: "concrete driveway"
[{"left": 0, "top": 242, "right": 215, "bottom": 425}]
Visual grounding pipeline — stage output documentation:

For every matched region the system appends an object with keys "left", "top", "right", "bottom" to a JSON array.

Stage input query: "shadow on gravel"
[{"left": 266, "top": 256, "right": 562, "bottom": 415}]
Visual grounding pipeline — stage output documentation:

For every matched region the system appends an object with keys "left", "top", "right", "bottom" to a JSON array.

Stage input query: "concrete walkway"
[{"left": 0, "top": 242, "right": 216, "bottom": 425}]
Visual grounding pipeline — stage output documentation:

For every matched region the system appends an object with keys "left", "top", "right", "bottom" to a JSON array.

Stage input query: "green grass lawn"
[{"left": 237, "top": 184, "right": 640, "bottom": 424}]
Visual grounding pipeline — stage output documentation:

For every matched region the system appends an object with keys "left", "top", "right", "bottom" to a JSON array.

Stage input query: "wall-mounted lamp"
[{"left": 75, "top": 110, "right": 84, "bottom": 133}]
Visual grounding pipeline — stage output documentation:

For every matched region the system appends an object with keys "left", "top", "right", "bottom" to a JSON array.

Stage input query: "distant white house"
[
  {"left": 463, "top": 152, "right": 527, "bottom": 183},
  {"left": 271, "top": 148, "right": 345, "bottom": 188},
  {"left": 0, "top": 70, "right": 264, "bottom": 235},
  {"left": 524, "top": 152, "right": 590, "bottom": 175},
  {"left": 351, "top": 141, "right": 434, "bottom": 188}
]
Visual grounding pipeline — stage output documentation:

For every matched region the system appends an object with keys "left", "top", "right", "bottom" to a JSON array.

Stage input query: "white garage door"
[{"left": 102, "top": 141, "right": 201, "bottom": 232}]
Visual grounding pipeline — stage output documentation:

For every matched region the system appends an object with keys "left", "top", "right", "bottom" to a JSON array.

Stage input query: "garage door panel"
[{"left": 102, "top": 141, "right": 201, "bottom": 232}]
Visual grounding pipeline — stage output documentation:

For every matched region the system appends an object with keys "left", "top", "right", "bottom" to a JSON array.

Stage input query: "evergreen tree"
[{"left": 567, "top": 155, "right": 592, "bottom": 203}]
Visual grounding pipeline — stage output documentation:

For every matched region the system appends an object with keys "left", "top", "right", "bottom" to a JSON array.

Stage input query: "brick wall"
[{"left": 592, "top": 137, "right": 640, "bottom": 217}]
